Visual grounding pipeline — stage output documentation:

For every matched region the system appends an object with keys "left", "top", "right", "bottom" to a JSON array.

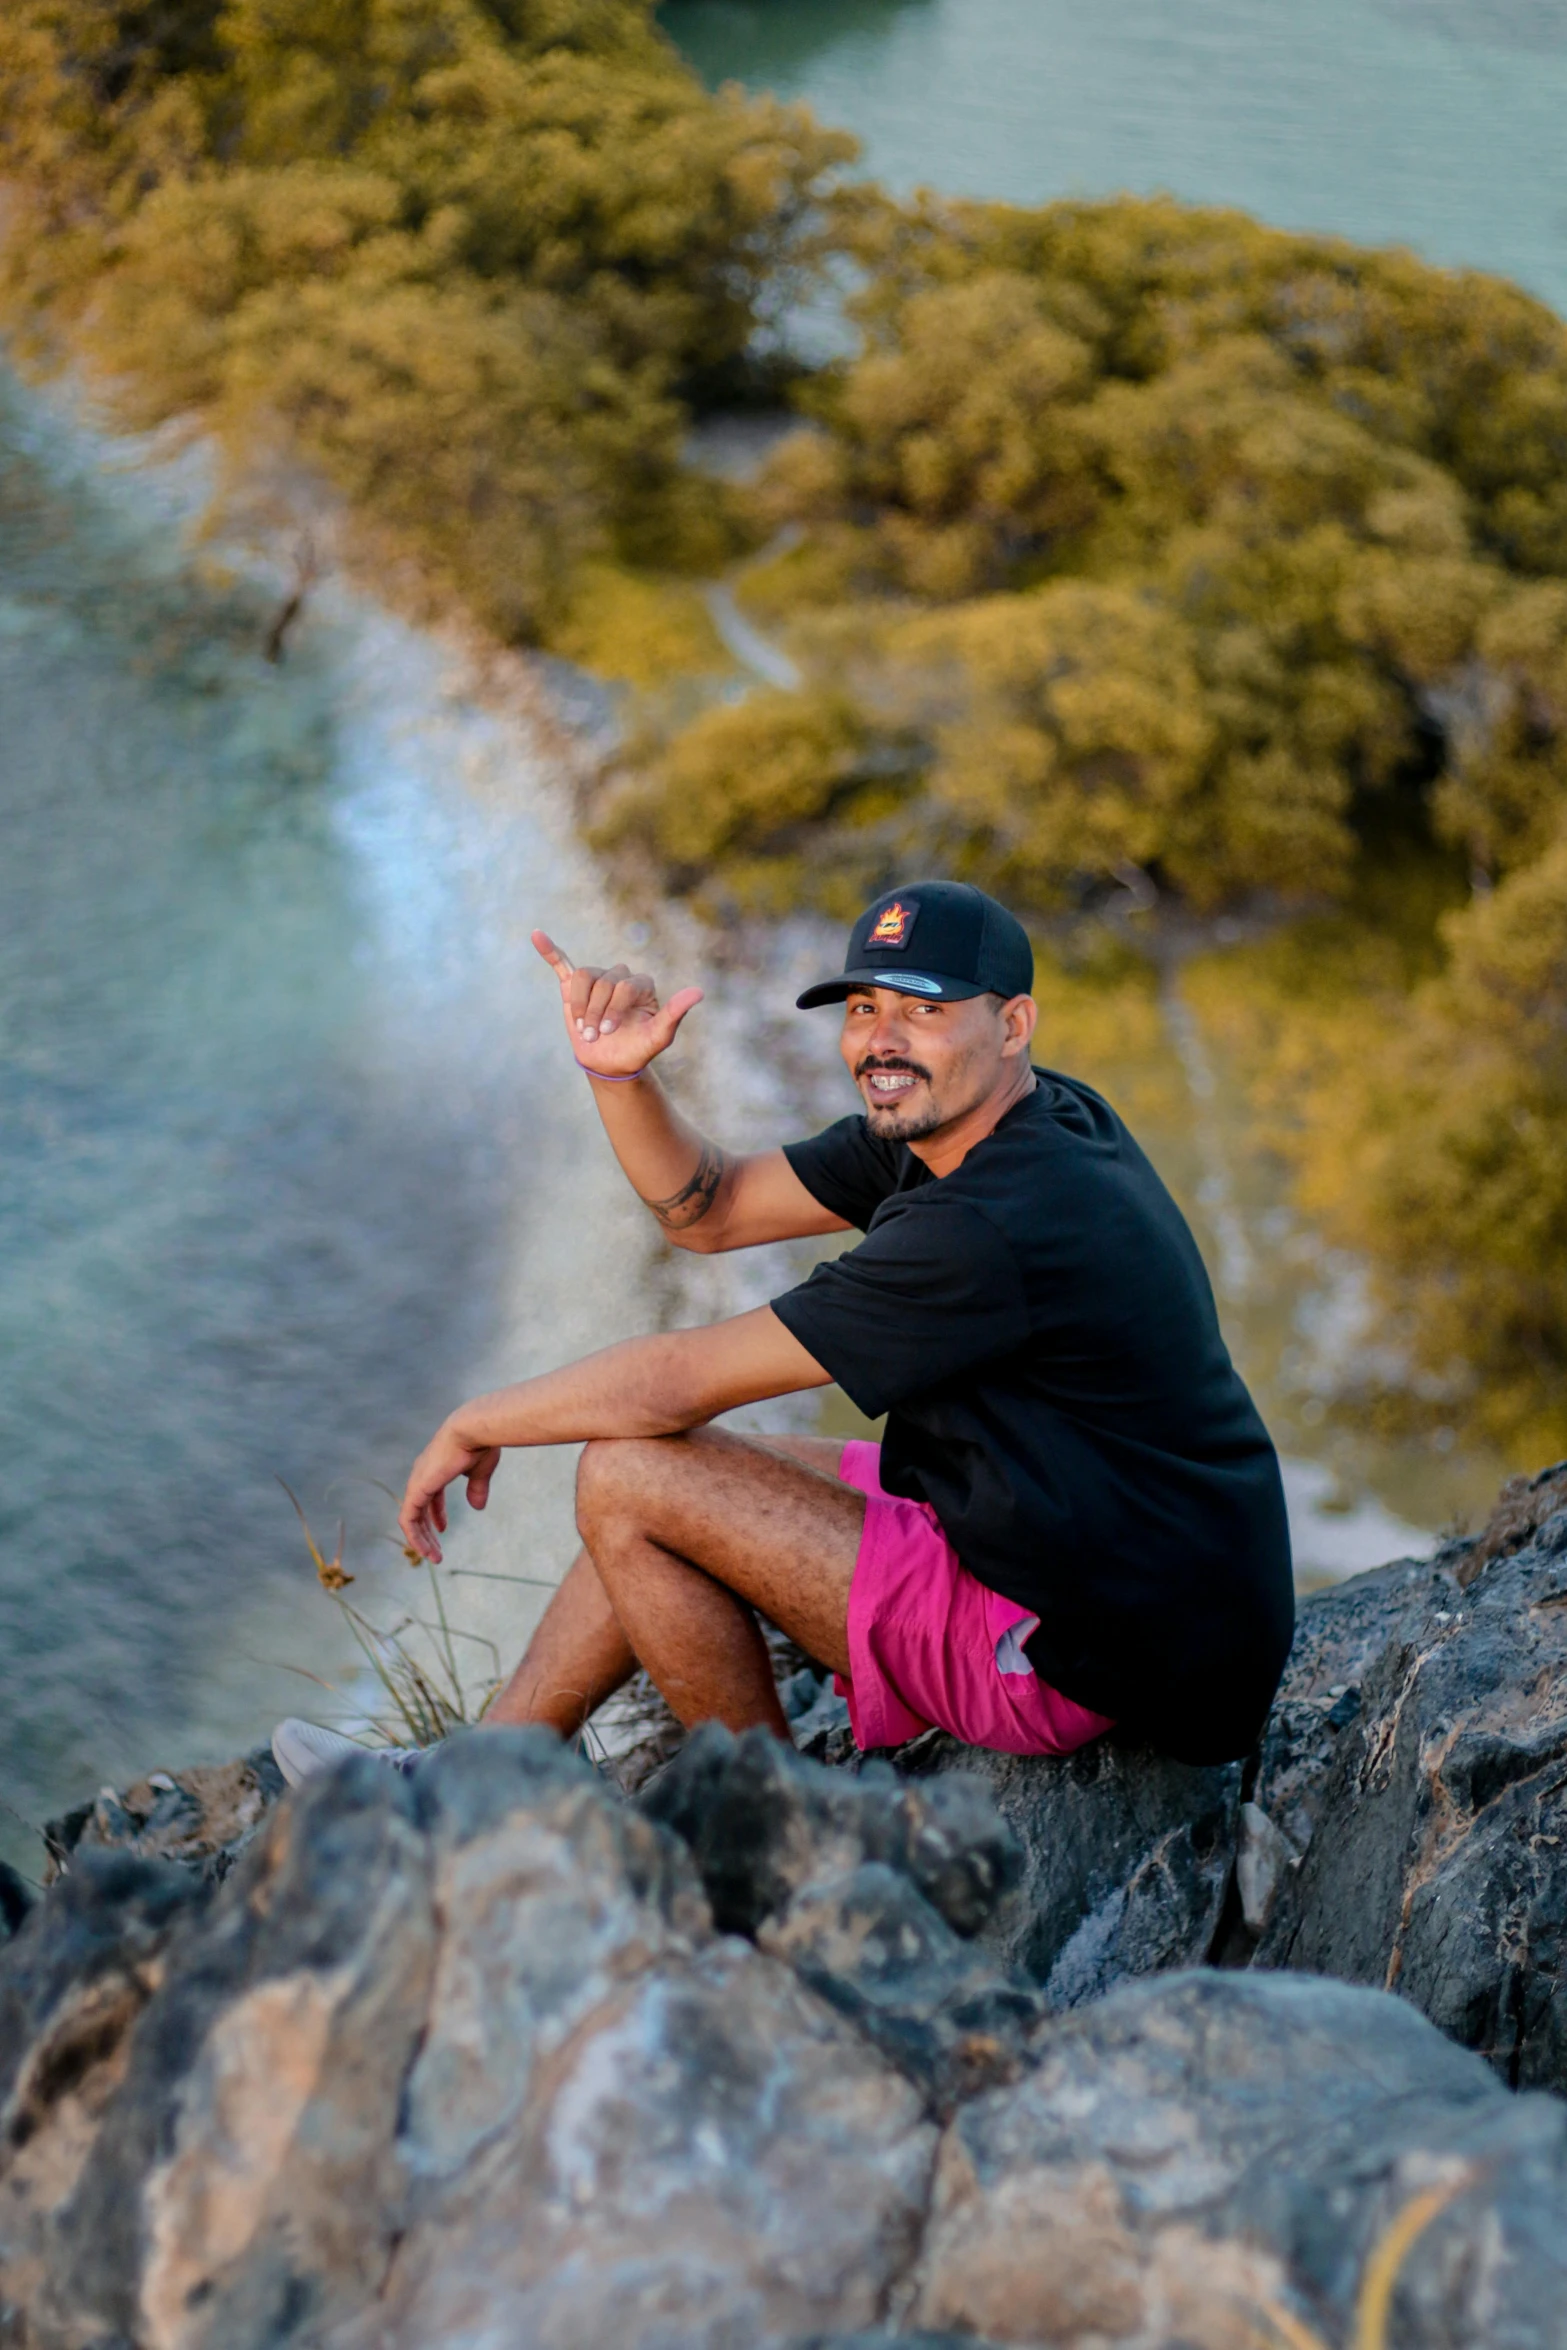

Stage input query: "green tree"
[
  {"left": 1291, "top": 838, "right": 1567, "bottom": 1457},
  {"left": 891, "top": 582, "right": 1214, "bottom": 898},
  {"left": 0, "top": 0, "right": 854, "bottom": 635},
  {"left": 594, "top": 687, "right": 890, "bottom": 914},
  {"left": 640, "top": 194, "right": 1567, "bottom": 916}
]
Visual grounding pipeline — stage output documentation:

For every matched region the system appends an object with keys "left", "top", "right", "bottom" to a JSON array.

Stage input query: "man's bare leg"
[
  {"left": 577, "top": 1427, "right": 861, "bottom": 1734},
  {"left": 484, "top": 1548, "right": 639, "bottom": 1736},
  {"left": 485, "top": 1428, "right": 859, "bottom": 1740}
]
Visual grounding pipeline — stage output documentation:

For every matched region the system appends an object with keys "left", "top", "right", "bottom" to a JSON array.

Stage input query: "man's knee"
[{"left": 575, "top": 1434, "right": 680, "bottom": 1538}]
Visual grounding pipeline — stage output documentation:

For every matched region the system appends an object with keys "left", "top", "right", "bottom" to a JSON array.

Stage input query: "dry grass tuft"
[
  {"left": 283, "top": 1490, "right": 824, "bottom": 1781},
  {"left": 283, "top": 1488, "right": 504, "bottom": 1751},
  {"left": 1255, "top": 2167, "right": 1472, "bottom": 2350}
]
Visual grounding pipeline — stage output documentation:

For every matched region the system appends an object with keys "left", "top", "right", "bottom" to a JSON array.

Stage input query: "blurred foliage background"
[
  {"left": 0, "top": 0, "right": 852, "bottom": 631},
  {"left": 3, "top": 0, "right": 1565, "bottom": 1459}
]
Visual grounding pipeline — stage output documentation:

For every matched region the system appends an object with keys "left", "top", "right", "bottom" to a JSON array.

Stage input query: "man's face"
[{"left": 839, "top": 986, "right": 1027, "bottom": 1142}]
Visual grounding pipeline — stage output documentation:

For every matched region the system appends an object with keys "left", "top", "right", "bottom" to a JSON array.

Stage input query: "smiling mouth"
[{"left": 864, "top": 1070, "right": 922, "bottom": 1099}]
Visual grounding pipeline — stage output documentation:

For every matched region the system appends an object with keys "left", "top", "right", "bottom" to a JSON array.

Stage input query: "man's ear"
[{"left": 1000, "top": 993, "right": 1038, "bottom": 1057}]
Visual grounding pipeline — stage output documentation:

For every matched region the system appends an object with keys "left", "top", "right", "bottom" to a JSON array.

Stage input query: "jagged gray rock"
[
  {"left": 41, "top": 1747, "right": 286, "bottom": 1888},
  {"left": 351, "top": 1940, "right": 933, "bottom": 2350},
  {"left": 1225, "top": 1550, "right": 1462, "bottom": 1954},
  {"left": 912, "top": 1968, "right": 1567, "bottom": 2349},
  {"left": 0, "top": 1731, "right": 935, "bottom": 2350},
  {"left": 42, "top": 1757, "right": 438, "bottom": 2350},
  {"left": 9, "top": 1741, "right": 1567, "bottom": 2349},
  {"left": 792, "top": 2336, "right": 1010, "bottom": 2349},
  {"left": 878, "top": 1730, "right": 1240, "bottom": 2004},
  {"left": 759, "top": 1861, "right": 1047, "bottom": 2114},
  {"left": 644, "top": 1727, "right": 1046, "bottom": 2109},
  {"left": 641, "top": 1722, "right": 1024, "bottom": 1941},
  {"left": 0, "top": 1863, "right": 32, "bottom": 1941},
  {"left": 0, "top": 1851, "right": 213, "bottom": 2333},
  {"left": 1245, "top": 1492, "right": 1567, "bottom": 2093}
]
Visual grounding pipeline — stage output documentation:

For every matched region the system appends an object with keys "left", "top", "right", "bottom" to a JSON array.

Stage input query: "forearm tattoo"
[{"left": 646, "top": 1140, "right": 728, "bottom": 1230}]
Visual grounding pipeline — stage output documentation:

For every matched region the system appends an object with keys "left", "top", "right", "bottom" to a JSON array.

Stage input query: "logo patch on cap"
[{"left": 869, "top": 898, "right": 915, "bottom": 948}]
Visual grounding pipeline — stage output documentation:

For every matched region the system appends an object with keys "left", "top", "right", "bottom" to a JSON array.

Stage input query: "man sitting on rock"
[{"left": 273, "top": 881, "right": 1293, "bottom": 1787}]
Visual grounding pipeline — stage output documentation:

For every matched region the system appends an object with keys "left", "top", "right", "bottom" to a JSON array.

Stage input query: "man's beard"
[
  {"left": 857, "top": 1055, "right": 943, "bottom": 1142},
  {"left": 869, "top": 1097, "right": 945, "bottom": 1141}
]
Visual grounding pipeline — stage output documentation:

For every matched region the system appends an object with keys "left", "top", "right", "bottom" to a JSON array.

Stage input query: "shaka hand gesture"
[{"left": 531, "top": 930, "right": 704, "bottom": 1080}]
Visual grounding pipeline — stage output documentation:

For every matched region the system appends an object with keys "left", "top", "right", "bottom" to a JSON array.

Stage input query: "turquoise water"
[
  {"left": 668, "top": 0, "right": 1567, "bottom": 316},
  {"left": 0, "top": 377, "right": 657, "bottom": 1862}
]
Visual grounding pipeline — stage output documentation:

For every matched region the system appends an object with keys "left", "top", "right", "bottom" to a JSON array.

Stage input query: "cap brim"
[{"left": 794, "top": 966, "right": 991, "bottom": 1010}]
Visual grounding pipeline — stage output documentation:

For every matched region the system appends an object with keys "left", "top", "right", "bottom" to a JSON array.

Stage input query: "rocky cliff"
[{"left": 4, "top": 1464, "right": 1567, "bottom": 2348}]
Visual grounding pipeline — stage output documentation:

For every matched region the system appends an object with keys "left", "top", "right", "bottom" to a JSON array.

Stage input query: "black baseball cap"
[{"left": 796, "top": 880, "right": 1034, "bottom": 1009}]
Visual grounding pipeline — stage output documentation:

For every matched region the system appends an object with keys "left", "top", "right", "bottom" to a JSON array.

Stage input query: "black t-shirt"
[{"left": 772, "top": 1071, "right": 1294, "bottom": 1764}]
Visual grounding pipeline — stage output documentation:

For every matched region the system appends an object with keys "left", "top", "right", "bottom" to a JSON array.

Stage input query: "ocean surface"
[
  {"left": 0, "top": 377, "right": 717, "bottom": 1865},
  {"left": 668, "top": 0, "right": 1567, "bottom": 318}
]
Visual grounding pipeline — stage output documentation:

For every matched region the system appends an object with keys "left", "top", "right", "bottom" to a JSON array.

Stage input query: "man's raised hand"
[{"left": 531, "top": 930, "right": 703, "bottom": 1078}]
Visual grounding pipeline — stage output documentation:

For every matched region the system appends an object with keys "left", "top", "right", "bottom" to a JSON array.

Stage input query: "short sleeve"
[
  {"left": 771, "top": 1193, "right": 1029, "bottom": 1419},
  {"left": 782, "top": 1117, "right": 904, "bottom": 1233}
]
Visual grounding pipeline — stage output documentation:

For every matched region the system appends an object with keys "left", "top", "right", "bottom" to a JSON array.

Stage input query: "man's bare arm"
[
  {"left": 644, "top": 1134, "right": 729, "bottom": 1233},
  {"left": 573, "top": 1075, "right": 844, "bottom": 1254},
  {"left": 532, "top": 930, "right": 848, "bottom": 1253},
  {"left": 398, "top": 1305, "right": 831, "bottom": 1558}
]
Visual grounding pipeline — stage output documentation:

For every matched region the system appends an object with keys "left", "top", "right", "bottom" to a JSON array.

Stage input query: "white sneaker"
[{"left": 271, "top": 1718, "right": 423, "bottom": 1790}]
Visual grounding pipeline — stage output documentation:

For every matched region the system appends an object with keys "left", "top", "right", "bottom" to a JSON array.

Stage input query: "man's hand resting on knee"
[
  {"left": 398, "top": 1429, "right": 502, "bottom": 1560},
  {"left": 397, "top": 1311, "right": 832, "bottom": 1562}
]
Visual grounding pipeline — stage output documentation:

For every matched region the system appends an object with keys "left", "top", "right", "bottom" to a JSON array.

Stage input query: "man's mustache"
[{"left": 855, "top": 1054, "right": 933, "bottom": 1083}]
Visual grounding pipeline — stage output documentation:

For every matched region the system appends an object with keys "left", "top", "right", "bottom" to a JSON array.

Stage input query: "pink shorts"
[{"left": 834, "top": 1440, "right": 1115, "bottom": 1757}]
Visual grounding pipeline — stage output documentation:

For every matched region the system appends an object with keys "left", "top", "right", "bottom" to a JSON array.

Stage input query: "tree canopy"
[
  {"left": 605, "top": 192, "right": 1567, "bottom": 921},
  {"left": 0, "top": 0, "right": 853, "bottom": 633}
]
